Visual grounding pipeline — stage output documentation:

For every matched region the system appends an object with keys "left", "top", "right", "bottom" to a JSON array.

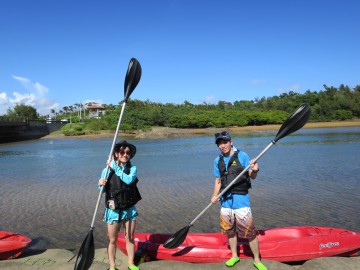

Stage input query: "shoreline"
[
  {"left": 0, "top": 248, "right": 359, "bottom": 270},
  {"left": 42, "top": 120, "right": 360, "bottom": 140}
]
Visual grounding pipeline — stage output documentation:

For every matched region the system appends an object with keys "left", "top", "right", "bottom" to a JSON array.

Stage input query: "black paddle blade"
[
  {"left": 274, "top": 103, "right": 311, "bottom": 142},
  {"left": 124, "top": 57, "right": 142, "bottom": 102},
  {"left": 74, "top": 230, "right": 95, "bottom": 270},
  {"left": 163, "top": 225, "right": 191, "bottom": 249}
]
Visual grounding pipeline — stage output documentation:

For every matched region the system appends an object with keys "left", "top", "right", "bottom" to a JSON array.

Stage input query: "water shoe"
[
  {"left": 253, "top": 262, "right": 267, "bottom": 270},
  {"left": 225, "top": 257, "right": 240, "bottom": 267}
]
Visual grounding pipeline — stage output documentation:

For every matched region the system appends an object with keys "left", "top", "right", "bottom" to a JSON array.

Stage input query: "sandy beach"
[{"left": 0, "top": 247, "right": 359, "bottom": 270}]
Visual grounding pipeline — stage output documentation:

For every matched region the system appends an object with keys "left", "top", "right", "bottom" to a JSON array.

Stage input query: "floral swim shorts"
[{"left": 220, "top": 207, "right": 257, "bottom": 240}]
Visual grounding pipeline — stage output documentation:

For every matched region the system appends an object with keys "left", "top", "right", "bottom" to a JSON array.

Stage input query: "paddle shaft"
[
  {"left": 90, "top": 102, "right": 127, "bottom": 228},
  {"left": 188, "top": 140, "right": 276, "bottom": 227}
]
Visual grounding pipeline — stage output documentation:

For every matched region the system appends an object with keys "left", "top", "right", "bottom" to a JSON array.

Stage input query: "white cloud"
[
  {"left": 9, "top": 92, "right": 37, "bottom": 104},
  {"left": 34, "top": 82, "right": 48, "bottom": 96},
  {"left": 12, "top": 75, "right": 48, "bottom": 96},
  {"left": 12, "top": 76, "right": 31, "bottom": 86},
  {"left": 0, "top": 76, "right": 58, "bottom": 116},
  {"left": 0, "top": 92, "right": 8, "bottom": 102},
  {"left": 0, "top": 92, "right": 9, "bottom": 112}
]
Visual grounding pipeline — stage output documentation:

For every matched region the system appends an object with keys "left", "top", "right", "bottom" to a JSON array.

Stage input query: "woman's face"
[{"left": 115, "top": 146, "right": 131, "bottom": 164}]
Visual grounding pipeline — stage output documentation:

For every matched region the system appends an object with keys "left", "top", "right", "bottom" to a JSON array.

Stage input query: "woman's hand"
[
  {"left": 107, "top": 156, "right": 114, "bottom": 168},
  {"left": 98, "top": 178, "right": 107, "bottom": 186}
]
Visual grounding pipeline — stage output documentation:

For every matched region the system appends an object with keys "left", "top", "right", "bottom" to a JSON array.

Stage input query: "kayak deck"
[
  {"left": 0, "top": 231, "right": 32, "bottom": 260},
  {"left": 117, "top": 226, "right": 360, "bottom": 263}
]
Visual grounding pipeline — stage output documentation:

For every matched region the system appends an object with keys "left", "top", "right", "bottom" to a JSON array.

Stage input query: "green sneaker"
[
  {"left": 128, "top": 265, "right": 140, "bottom": 270},
  {"left": 253, "top": 262, "right": 267, "bottom": 270},
  {"left": 225, "top": 257, "right": 239, "bottom": 267}
]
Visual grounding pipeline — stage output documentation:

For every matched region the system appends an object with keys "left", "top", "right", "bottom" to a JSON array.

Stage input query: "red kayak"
[
  {"left": 117, "top": 226, "right": 360, "bottom": 263},
  {"left": 0, "top": 231, "right": 32, "bottom": 260}
]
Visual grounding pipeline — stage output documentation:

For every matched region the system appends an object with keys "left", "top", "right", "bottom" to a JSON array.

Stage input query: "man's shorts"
[{"left": 220, "top": 207, "right": 257, "bottom": 240}]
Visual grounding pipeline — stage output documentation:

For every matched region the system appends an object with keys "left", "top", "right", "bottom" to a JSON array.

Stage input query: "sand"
[{"left": 0, "top": 248, "right": 359, "bottom": 270}]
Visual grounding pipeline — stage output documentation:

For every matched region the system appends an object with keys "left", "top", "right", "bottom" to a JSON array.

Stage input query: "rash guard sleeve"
[{"left": 110, "top": 161, "right": 138, "bottom": 185}]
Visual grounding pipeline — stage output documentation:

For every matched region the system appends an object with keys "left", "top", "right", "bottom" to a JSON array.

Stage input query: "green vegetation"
[
  {"left": 61, "top": 123, "right": 86, "bottom": 136},
  {"left": 91, "top": 84, "right": 359, "bottom": 132},
  {"left": 2, "top": 84, "right": 360, "bottom": 135},
  {"left": 5, "top": 104, "right": 39, "bottom": 119}
]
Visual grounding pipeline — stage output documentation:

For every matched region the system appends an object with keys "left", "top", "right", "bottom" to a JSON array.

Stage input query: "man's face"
[{"left": 217, "top": 139, "right": 232, "bottom": 155}]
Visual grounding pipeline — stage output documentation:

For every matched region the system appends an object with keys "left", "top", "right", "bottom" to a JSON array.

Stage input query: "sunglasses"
[
  {"left": 115, "top": 150, "right": 131, "bottom": 156},
  {"left": 215, "top": 131, "right": 229, "bottom": 137}
]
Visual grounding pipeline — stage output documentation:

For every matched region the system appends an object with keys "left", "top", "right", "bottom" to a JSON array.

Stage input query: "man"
[{"left": 211, "top": 131, "right": 267, "bottom": 270}]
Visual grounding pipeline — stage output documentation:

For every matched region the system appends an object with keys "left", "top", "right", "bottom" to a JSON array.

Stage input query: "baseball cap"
[{"left": 215, "top": 131, "right": 231, "bottom": 144}]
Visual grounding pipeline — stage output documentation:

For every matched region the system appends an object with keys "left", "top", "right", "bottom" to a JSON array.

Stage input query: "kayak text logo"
[{"left": 319, "top": 241, "right": 340, "bottom": 250}]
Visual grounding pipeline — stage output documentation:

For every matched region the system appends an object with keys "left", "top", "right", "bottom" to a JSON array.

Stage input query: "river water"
[{"left": 0, "top": 126, "right": 359, "bottom": 250}]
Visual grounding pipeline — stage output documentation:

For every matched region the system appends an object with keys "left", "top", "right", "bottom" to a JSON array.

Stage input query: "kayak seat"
[{"left": 147, "top": 234, "right": 173, "bottom": 245}]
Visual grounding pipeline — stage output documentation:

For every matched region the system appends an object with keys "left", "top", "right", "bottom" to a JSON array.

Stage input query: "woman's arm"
[
  {"left": 111, "top": 161, "right": 138, "bottom": 184},
  {"left": 98, "top": 167, "right": 109, "bottom": 191}
]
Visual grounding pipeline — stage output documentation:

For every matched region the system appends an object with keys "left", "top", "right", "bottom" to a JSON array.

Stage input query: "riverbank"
[
  {"left": 0, "top": 248, "right": 359, "bottom": 270},
  {"left": 42, "top": 119, "right": 360, "bottom": 140}
]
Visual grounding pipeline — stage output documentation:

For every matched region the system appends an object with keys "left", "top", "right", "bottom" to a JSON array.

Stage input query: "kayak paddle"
[
  {"left": 163, "top": 103, "right": 312, "bottom": 249},
  {"left": 74, "top": 58, "right": 142, "bottom": 270}
]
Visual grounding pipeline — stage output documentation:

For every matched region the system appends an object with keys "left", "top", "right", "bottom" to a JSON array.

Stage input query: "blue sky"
[{"left": 0, "top": 0, "right": 359, "bottom": 116}]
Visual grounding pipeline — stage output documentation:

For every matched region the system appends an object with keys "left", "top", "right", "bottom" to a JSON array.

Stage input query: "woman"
[{"left": 98, "top": 140, "right": 141, "bottom": 270}]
